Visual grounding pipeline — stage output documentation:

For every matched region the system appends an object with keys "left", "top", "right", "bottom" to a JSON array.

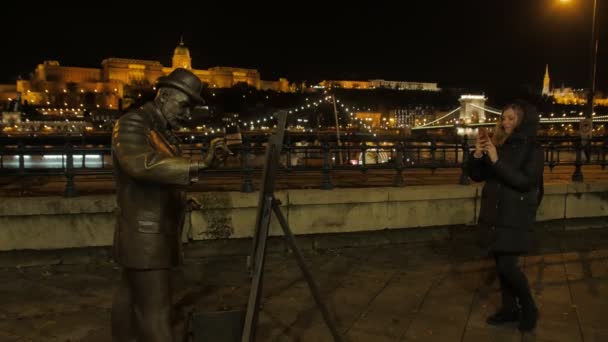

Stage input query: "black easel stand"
[{"left": 241, "top": 111, "right": 343, "bottom": 342}]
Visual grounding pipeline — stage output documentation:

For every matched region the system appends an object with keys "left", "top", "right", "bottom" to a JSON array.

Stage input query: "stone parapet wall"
[{"left": 1, "top": 182, "right": 607, "bottom": 251}]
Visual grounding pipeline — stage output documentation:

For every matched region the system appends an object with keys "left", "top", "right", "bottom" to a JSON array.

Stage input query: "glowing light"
[{"left": 459, "top": 94, "right": 485, "bottom": 100}]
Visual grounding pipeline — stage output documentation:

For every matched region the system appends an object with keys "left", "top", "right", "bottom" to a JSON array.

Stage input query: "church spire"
[
  {"left": 542, "top": 64, "right": 551, "bottom": 96},
  {"left": 179, "top": 35, "right": 184, "bottom": 46}
]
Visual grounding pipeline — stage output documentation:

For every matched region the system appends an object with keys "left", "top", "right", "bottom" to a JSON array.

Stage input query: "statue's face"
[{"left": 160, "top": 89, "right": 193, "bottom": 129}]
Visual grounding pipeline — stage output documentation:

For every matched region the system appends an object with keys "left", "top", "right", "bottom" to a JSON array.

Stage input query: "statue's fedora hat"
[{"left": 156, "top": 68, "right": 205, "bottom": 104}]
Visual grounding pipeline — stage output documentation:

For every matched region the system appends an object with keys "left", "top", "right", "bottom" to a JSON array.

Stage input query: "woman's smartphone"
[
  {"left": 478, "top": 127, "right": 488, "bottom": 141},
  {"left": 477, "top": 127, "right": 490, "bottom": 155}
]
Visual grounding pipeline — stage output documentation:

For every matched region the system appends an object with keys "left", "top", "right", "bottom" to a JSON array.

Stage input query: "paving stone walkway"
[{"left": 1, "top": 225, "right": 607, "bottom": 341}]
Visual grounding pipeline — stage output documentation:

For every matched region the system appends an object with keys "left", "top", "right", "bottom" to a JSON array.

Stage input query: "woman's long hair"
[{"left": 492, "top": 102, "right": 524, "bottom": 146}]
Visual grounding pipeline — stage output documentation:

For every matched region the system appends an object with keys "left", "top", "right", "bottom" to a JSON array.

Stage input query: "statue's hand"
[
  {"left": 186, "top": 197, "right": 202, "bottom": 211},
  {"left": 211, "top": 138, "right": 233, "bottom": 157},
  {"left": 199, "top": 138, "right": 231, "bottom": 169},
  {"left": 207, "top": 138, "right": 233, "bottom": 165}
]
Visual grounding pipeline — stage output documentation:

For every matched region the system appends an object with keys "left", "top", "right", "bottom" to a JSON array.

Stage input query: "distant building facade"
[
  {"left": 393, "top": 106, "right": 436, "bottom": 128},
  {"left": 320, "top": 80, "right": 372, "bottom": 89},
  {"left": 319, "top": 79, "right": 440, "bottom": 91},
  {"left": 354, "top": 112, "right": 382, "bottom": 128},
  {"left": 0, "top": 39, "right": 292, "bottom": 110},
  {"left": 369, "top": 79, "right": 439, "bottom": 91}
]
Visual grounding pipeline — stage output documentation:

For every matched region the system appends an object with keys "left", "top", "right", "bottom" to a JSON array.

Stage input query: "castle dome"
[
  {"left": 174, "top": 39, "right": 190, "bottom": 57},
  {"left": 172, "top": 36, "right": 192, "bottom": 69}
]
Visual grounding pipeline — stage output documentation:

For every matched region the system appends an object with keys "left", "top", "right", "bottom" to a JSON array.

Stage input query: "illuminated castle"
[
  {"left": 0, "top": 39, "right": 292, "bottom": 110},
  {"left": 542, "top": 64, "right": 608, "bottom": 106}
]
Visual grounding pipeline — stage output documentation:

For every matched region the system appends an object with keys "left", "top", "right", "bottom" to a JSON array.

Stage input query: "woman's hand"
[
  {"left": 482, "top": 138, "right": 498, "bottom": 163},
  {"left": 474, "top": 131, "right": 485, "bottom": 158}
]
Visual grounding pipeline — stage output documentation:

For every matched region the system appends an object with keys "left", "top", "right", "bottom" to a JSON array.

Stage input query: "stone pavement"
[{"left": 1, "top": 224, "right": 608, "bottom": 342}]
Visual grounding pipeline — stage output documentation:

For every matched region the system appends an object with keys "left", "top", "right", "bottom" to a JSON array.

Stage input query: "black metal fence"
[{"left": 1, "top": 134, "right": 607, "bottom": 197}]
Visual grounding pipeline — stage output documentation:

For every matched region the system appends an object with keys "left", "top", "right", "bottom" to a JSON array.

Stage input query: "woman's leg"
[
  {"left": 486, "top": 254, "right": 521, "bottom": 325},
  {"left": 495, "top": 253, "right": 538, "bottom": 331},
  {"left": 495, "top": 254, "right": 518, "bottom": 311}
]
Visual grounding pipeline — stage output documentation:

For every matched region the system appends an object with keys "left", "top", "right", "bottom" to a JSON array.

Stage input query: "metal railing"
[{"left": 1, "top": 134, "right": 607, "bottom": 197}]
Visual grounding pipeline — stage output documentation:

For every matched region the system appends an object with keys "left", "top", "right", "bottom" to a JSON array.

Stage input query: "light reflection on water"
[
  {"left": 0, "top": 149, "right": 578, "bottom": 169},
  {"left": 1, "top": 155, "right": 109, "bottom": 168}
]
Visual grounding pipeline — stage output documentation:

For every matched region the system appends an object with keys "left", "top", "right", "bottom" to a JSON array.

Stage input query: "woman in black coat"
[{"left": 468, "top": 101, "right": 544, "bottom": 332}]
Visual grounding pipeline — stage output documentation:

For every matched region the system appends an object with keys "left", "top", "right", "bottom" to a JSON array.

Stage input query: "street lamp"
[
  {"left": 560, "top": 0, "right": 600, "bottom": 121},
  {"left": 586, "top": 0, "right": 599, "bottom": 122},
  {"left": 559, "top": 0, "right": 600, "bottom": 182}
]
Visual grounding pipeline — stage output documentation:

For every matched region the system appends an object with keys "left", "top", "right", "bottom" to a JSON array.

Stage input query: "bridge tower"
[{"left": 458, "top": 95, "right": 487, "bottom": 124}]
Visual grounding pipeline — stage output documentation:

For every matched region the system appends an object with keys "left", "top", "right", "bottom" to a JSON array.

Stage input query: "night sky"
[{"left": 1, "top": 0, "right": 606, "bottom": 93}]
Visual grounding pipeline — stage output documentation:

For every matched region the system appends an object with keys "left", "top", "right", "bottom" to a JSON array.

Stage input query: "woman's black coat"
[{"left": 468, "top": 106, "right": 544, "bottom": 253}]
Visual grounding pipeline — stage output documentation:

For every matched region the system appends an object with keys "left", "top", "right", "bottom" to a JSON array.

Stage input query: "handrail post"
[
  {"left": 18, "top": 140, "right": 25, "bottom": 172},
  {"left": 64, "top": 142, "right": 79, "bottom": 197},
  {"left": 602, "top": 136, "right": 608, "bottom": 170},
  {"left": 321, "top": 139, "right": 333, "bottom": 190},
  {"left": 393, "top": 141, "right": 405, "bottom": 187},
  {"left": 548, "top": 140, "right": 556, "bottom": 171},
  {"left": 459, "top": 135, "right": 471, "bottom": 185},
  {"left": 572, "top": 138, "right": 584, "bottom": 182},
  {"left": 241, "top": 136, "right": 254, "bottom": 193}
]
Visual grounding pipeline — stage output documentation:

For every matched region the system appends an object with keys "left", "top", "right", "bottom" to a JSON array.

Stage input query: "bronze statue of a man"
[{"left": 111, "top": 68, "right": 225, "bottom": 341}]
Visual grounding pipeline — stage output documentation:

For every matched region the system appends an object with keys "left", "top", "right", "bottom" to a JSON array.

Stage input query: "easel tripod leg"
[
  {"left": 241, "top": 197, "right": 273, "bottom": 342},
  {"left": 271, "top": 199, "right": 343, "bottom": 342}
]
